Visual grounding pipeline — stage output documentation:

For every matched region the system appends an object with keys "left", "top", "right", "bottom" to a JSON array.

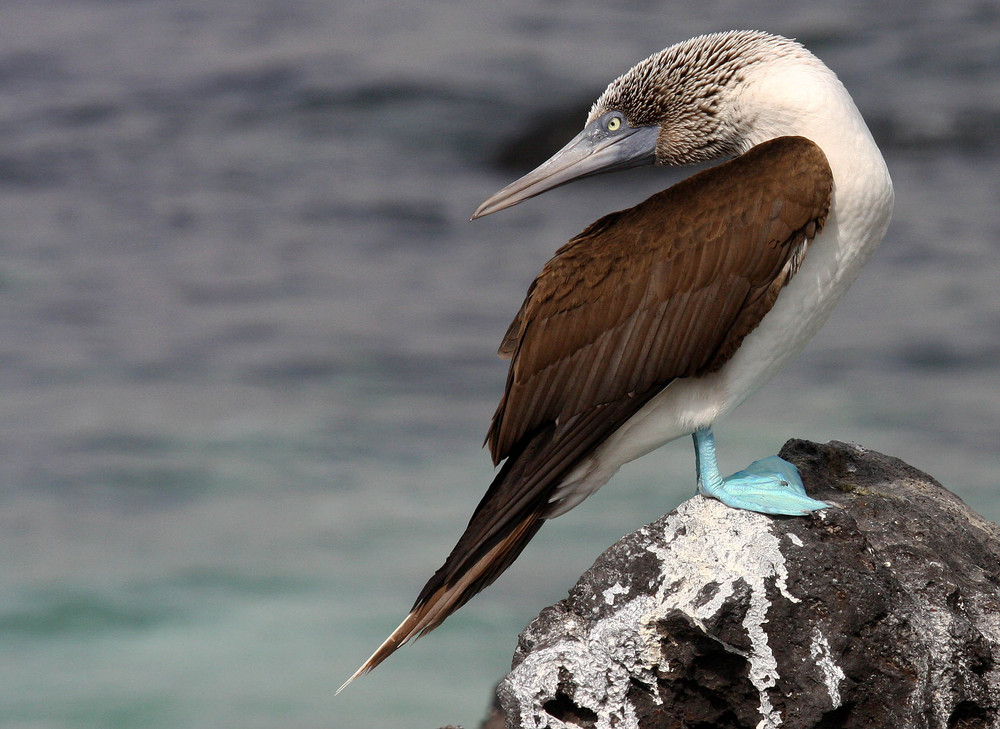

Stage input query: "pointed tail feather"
[
  {"left": 337, "top": 391, "right": 667, "bottom": 693},
  {"left": 337, "top": 509, "right": 545, "bottom": 694}
]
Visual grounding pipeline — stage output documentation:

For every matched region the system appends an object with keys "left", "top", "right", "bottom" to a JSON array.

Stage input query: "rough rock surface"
[{"left": 493, "top": 440, "right": 1000, "bottom": 729}]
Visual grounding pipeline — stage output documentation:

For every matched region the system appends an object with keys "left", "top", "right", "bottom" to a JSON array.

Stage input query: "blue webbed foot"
[
  {"left": 692, "top": 429, "right": 829, "bottom": 516},
  {"left": 702, "top": 455, "right": 830, "bottom": 515}
]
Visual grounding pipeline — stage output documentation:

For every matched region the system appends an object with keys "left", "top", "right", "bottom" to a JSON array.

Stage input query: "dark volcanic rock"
[{"left": 496, "top": 440, "right": 1000, "bottom": 729}]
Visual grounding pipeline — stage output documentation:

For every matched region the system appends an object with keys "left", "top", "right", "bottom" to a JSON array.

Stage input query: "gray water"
[{"left": 1, "top": 1, "right": 998, "bottom": 728}]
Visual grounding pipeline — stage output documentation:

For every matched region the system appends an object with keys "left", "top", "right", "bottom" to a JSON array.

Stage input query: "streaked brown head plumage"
[{"left": 590, "top": 31, "right": 809, "bottom": 165}]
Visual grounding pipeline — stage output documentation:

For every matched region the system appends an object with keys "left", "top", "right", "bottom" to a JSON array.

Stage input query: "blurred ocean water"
[{"left": 0, "top": 1, "right": 998, "bottom": 728}]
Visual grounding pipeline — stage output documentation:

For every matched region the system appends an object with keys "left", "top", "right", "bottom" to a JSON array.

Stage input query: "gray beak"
[{"left": 472, "top": 120, "right": 659, "bottom": 219}]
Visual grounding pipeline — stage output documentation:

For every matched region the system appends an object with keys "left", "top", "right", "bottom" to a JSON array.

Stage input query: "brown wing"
[{"left": 487, "top": 135, "right": 833, "bottom": 463}]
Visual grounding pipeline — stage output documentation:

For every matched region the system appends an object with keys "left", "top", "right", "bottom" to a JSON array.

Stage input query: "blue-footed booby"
[{"left": 340, "top": 30, "right": 893, "bottom": 690}]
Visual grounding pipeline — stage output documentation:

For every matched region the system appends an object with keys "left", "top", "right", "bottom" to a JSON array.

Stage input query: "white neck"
[{"left": 730, "top": 53, "right": 894, "bottom": 241}]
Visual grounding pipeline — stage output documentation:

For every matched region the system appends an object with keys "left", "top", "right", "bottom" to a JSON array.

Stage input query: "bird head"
[{"left": 472, "top": 31, "right": 811, "bottom": 219}]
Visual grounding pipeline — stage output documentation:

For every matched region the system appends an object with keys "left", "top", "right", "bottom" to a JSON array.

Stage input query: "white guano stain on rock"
[
  {"left": 809, "top": 627, "right": 845, "bottom": 708},
  {"left": 643, "top": 497, "right": 800, "bottom": 729},
  {"left": 509, "top": 598, "right": 653, "bottom": 729},
  {"left": 603, "top": 582, "right": 628, "bottom": 606},
  {"left": 504, "top": 497, "right": 803, "bottom": 729}
]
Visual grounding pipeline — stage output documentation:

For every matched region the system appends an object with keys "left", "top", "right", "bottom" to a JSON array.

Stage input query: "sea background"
[{"left": 1, "top": 1, "right": 998, "bottom": 728}]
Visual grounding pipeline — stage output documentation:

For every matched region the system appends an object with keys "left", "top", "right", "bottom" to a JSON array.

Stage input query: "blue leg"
[{"left": 692, "top": 427, "right": 829, "bottom": 515}]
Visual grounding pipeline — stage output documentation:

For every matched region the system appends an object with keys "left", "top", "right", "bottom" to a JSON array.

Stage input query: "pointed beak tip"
[{"left": 470, "top": 200, "right": 496, "bottom": 221}]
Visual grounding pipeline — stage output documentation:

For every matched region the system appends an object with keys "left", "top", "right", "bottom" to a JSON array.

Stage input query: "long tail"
[
  {"left": 338, "top": 390, "right": 662, "bottom": 694},
  {"left": 336, "top": 509, "right": 543, "bottom": 694},
  {"left": 336, "top": 427, "right": 552, "bottom": 694}
]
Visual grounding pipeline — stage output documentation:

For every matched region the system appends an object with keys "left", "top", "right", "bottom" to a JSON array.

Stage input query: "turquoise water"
[{"left": 1, "top": 1, "right": 998, "bottom": 728}]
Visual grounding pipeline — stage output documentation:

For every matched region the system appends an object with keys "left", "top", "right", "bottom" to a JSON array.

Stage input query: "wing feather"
[{"left": 487, "top": 136, "right": 833, "bottom": 462}]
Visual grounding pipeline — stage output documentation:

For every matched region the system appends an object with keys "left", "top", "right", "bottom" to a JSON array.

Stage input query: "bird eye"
[{"left": 606, "top": 116, "right": 622, "bottom": 131}]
